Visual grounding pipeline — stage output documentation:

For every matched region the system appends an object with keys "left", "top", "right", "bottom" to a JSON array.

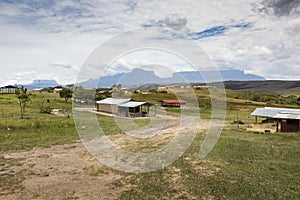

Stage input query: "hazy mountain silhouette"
[
  {"left": 78, "top": 68, "right": 265, "bottom": 88},
  {"left": 23, "top": 80, "right": 60, "bottom": 89}
]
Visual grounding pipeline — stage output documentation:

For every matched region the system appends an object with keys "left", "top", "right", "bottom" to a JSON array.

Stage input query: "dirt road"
[{"left": 0, "top": 117, "right": 212, "bottom": 199}]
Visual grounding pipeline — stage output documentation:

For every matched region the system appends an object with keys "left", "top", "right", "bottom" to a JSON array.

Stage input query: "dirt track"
[
  {"left": 0, "top": 117, "right": 212, "bottom": 199},
  {"left": 1, "top": 143, "right": 131, "bottom": 200}
]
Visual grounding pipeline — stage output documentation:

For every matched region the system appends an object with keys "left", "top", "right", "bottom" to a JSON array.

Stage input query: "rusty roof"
[{"left": 162, "top": 100, "right": 186, "bottom": 103}]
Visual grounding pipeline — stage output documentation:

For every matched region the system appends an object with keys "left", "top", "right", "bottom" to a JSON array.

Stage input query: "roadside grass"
[
  {"left": 0, "top": 156, "right": 26, "bottom": 195},
  {"left": 120, "top": 129, "right": 300, "bottom": 199},
  {"left": 201, "top": 129, "right": 300, "bottom": 199},
  {"left": 0, "top": 117, "right": 78, "bottom": 152}
]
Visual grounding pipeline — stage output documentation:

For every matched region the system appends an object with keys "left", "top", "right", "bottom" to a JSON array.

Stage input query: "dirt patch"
[
  {"left": 0, "top": 117, "right": 213, "bottom": 199},
  {"left": 51, "top": 109, "right": 71, "bottom": 117},
  {"left": 245, "top": 123, "right": 277, "bottom": 133},
  {"left": 0, "top": 143, "right": 131, "bottom": 200}
]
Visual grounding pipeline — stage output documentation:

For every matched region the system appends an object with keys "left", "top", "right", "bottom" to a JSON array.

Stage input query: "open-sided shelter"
[
  {"left": 118, "top": 101, "right": 151, "bottom": 117},
  {"left": 0, "top": 85, "right": 17, "bottom": 94}
]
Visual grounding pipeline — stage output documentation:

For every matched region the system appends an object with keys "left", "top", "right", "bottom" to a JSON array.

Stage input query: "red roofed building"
[{"left": 159, "top": 99, "right": 186, "bottom": 108}]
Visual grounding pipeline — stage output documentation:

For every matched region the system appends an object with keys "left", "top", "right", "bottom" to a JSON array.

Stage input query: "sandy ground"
[
  {"left": 0, "top": 116, "right": 215, "bottom": 200},
  {"left": 1, "top": 142, "right": 133, "bottom": 200},
  {"left": 245, "top": 123, "right": 277, "bottom": 133}
]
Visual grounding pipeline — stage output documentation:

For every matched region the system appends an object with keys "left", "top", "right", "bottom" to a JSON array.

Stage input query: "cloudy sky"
[{"left": 0, "top": 0, "right": 299, "bottom": 86}]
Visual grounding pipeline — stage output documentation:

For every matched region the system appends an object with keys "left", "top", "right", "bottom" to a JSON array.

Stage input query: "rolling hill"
[{"left": 218, "top": 80, "right": 300, "bottom": 95}]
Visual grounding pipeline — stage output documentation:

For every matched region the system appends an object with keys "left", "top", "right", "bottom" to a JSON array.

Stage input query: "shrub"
[
  {"left": 40, "top": 106, "right": 52, "bottom": 114},
  {"left": 233, "top": 120, "right": 245, "bottom": 124}
]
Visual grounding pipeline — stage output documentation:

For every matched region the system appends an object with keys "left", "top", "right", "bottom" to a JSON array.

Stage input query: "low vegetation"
[
  {"left": 0, "top": 88, "right": 299, "bottom": 199},
  {"left": 235, "top": 92, "right": 300, "bottom": 106},
  {"left": 121, "top": 130, "right": 300, "bottom": 199},
  {"left": 0, "top": 93, "right": 78, "bottom": 152}
]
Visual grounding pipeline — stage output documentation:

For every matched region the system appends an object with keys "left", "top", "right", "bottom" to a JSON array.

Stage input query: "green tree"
[
  {"left": 15, "top": 86, "right": 30, "bottom": 119},
  {"left": 112, "top": 84, "right": 122, "bottom": 90},
  {"left": 59, "top": 87, "right": 73, "bottom": 103},
  {"left": 297, "top": 97, "right": 300, "bottom": 106}
]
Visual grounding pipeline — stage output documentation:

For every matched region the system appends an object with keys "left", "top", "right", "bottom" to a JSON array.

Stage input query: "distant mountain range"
[
  {"left": 23, "top": 80, "right": 60, "bottom": 90},
  {"left": 79, "top": 68, "right": 265, "bottom": 88},
  {"left": 16, "top": 71, "right": 300, "bottom": 96}
]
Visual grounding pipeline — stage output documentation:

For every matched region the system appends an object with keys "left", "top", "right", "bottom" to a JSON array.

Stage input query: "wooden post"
[
  {"left": 248, "top": 115, "right": 250, "bottom": 128},
  {"left": 255, "top": 116, "right": 258, "bottom": 124},
  {"left": 237, "top": 111, "right": 239, "bottom": 130},
  {"left": 276, "top": 119, "right": 279, "bottom": 132}
]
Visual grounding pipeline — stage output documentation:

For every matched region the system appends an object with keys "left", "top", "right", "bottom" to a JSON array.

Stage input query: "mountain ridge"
[{"left": 79, "top": 68, "right": 265, "bottom": 88}]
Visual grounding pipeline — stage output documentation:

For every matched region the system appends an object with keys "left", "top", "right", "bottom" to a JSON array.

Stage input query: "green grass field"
[
  {"left": 0, "top": 93, "right": 78, "bottom": 152},
  {"left": 121, "top": 130, "right": 300, "bottom": 199},
  {"left": 0, "top": 91, "right": 299, "bottom": 199}
]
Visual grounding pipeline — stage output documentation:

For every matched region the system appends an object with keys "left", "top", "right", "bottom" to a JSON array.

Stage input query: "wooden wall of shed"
[
  {"left": 280, "top": 119, "right": 300, "bottom": 132},
  {"left": 98, "top": 104, "right": 118, "bottom": 114}
]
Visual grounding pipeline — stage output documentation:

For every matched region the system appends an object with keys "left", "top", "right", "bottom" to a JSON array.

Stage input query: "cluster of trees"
[
  {"left": 59, "top": 87, "right": 73, "bottom": 103},
  {"left": 73, "top": 86, "right": 112, "bottom": 103},
  {"left": 15, "top": 85, "right": 73, "bottom": 119},
  {"left": 95, "top": 87, "right": 112, "bottom": 101},
  {"left": 236, "top": 92, "right": 300, "bottom": 105}
]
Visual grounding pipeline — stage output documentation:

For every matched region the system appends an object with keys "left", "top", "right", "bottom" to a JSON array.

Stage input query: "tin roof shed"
[
  {"left": 119, "top": 101, "right": 148, "bottom": 108},
  {"left": 96, "top": 98, "right": 131, "bottom": 105},
  {"left": 251, "top": 107, "right": 300, "bottom": 118}
]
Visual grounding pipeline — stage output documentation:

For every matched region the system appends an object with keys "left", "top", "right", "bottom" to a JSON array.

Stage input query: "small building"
[
  {"left": 118, "top": 101, "right": 151, "bottom": 117},
  {"left": 96, "top": 98, "right": 151, "bottom": 117},
  {"left": 159, "top": 99, "right": 186, "bottom": 108},
  {"left": 251, "top": 107, "right": 300, "bottom": 132},
  {"left": 31, "top": 88, "right": 47, "bottom": 93},
  {"left": 96, "top": 98, "right": 131, "bottom": 114},
  {"left": 0, "top": 85, "right": 17, "bottom": 94}
]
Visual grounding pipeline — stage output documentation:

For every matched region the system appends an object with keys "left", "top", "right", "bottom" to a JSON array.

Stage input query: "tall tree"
[
  {"left": 59, "top": 87, "right": 73, "bottom": 103},
  {"left": 15, "top": 86, "right": 30, "bottom": 119}
]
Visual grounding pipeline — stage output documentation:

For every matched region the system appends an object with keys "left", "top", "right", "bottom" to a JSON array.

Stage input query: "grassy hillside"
[{"left": 217, "top": 80, "right": 300, "bottom": 95}]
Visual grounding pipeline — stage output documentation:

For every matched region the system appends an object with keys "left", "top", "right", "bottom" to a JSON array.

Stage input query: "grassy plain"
[{"left": 0, "top": 90, "right": 299, "bottom": 199}]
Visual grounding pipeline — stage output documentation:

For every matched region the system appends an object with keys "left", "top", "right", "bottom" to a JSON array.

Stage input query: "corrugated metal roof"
[
  {"left": 273, "top": 113, "right": 300, "bottom": 120},
  {"left": 251, "top": 107, "right": 300, "bottom": 119},
  {"left": 119, "top": 101, "right": 147, "bottom": 108},
  {"left": 162, "top": 100, "right": 186, "bottom": 103},
  {"left": 96, "top": 98, "right": 131, "bottom": 105},
  {"left": 251, "top": 108, "right": 280, "bottom": 118}
]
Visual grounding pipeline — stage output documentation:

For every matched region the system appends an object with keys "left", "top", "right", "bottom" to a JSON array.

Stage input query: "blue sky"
[{"left": 0, "top": 0, "right": 299, "bottom": 85}]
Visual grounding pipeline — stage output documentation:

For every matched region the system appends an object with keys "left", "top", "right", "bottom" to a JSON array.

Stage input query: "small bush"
[
  {"left": 233, "top": 120, "right": 245, "bottom": 124},
  {"left": 40, "top": 106, "right": 52, "bottom": 114},
  {"left": 158, "top": 90, "right": 168, "bottom": 94}
]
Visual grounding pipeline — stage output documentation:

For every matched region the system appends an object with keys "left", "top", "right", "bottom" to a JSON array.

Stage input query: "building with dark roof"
[{"left": 0, "top": 85, "right": 17, "bottom": 94}]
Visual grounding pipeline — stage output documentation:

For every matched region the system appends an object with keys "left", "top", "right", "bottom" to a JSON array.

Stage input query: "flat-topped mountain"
[{"left": 79, "top": 68, "right": 265, "bottom": 88}]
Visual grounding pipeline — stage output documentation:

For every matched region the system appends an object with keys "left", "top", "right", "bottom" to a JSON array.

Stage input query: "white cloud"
[
  {"left": 0, "top": 0, "right": 299, "bottom": 86},
  {"left": 255, "top": 0, "right": 300, "bottom": 17},
  {"left": 50, "top": 60, "right": 78, "bottom": 70},
  {"left": 149, "top": 13, "right": 190, "bottom": 33}
]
